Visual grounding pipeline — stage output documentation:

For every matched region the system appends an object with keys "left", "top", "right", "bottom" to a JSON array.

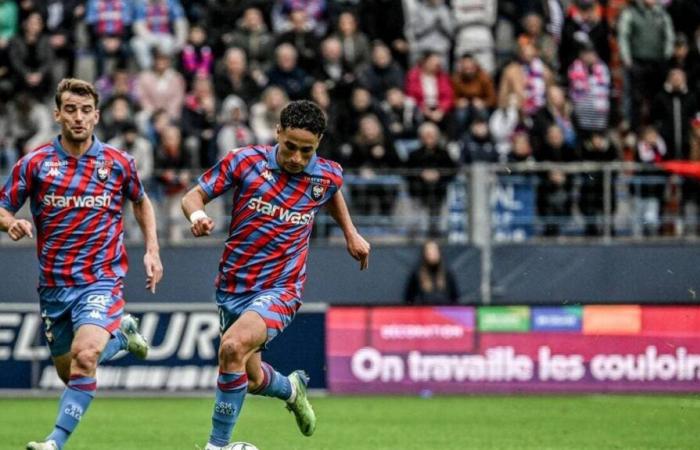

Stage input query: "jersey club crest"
[{"left": 311, "top": 183, "right": 326, "bottom": 200}]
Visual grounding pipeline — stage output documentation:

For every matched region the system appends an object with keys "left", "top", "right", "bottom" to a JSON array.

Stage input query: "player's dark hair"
[
  {"left": 55, "top": 78, "right": 100, "bottom": 109},
  {"left": 279, "top": 100, "right": 326, "bottom": 136}
]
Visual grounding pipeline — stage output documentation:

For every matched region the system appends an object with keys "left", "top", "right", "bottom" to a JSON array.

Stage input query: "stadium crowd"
[{"left": 0, "top": 0, "right": 699, "bottom": 240}]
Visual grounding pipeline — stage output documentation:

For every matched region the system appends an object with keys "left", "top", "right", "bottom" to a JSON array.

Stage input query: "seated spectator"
[
  {"left": 214, "top": 47, "right": 261, "bottom": 106},
  {"left": 518, "top": 12, "right": 558, "bottom": 71},
  {"left": 337, "top": 86, "right": 386, "bottom": 144},
  {"left": 95, "top": 64, "right": 138, "bottom": 104},
  {"left": 347, "top": 114, "right": 401, "bottom": 217},
  {"left": 131, "top": 0, "right": 188, "bottom": 70},
  {"left": 216, "top": 95, "right": 255, "bottom": 159},
  {"left": 266, "top": 43, "right": 311, "bottom": 100},
  {"left": 567, "top": 43, "right": 611, "bottom": 136},
  {"left": 181, "top": 75, "right": 217, "bottom": 167},
  {"left": 272, "top": 0, "right": 328, "bottom": 38},
  {"left": 358, "top": 41, "right": 404, "bottom": 99},
  {"left": 45, "top": 0, "right": 83, "bottom": 81},
  {"left": 380, "top": 87, "right": 422, "bottom": 160},
  {"left": 404, "top": 239, "right": 459, "bottom": 305},
  {"left": 404, "top": 51, "right": 454, "bottom": 130},
  {"left": 508, "top": 129, "right": 535, "bottom": 163},
  {"left": 452, "top": 0, "right": 497, "bottom": 74},
  {"left": 579, "top": 131, "right": 618, "bottom": 236},
  {"left": 85, "top": 0, "right": 135, "bottom": 77},
  {"left": 275, "top": 8, "right": 318, "bottom": 73},
  {"left": 5, "top": 91, "right": 54, "bottom": 157},
  {"left": 498, "top": 40, "right": 553, "bottom": 118},
  {"left": 332, "top": 11, "right": 371, "bottom": 72},
  {"left": 135, "top": 48, "right": 186, "bottom": 123},
  {"left": 451, "top": 53, "right": 496, "bottom": 135},
  {"left": 229, "top": 7, "right": 275, "bottom": 78},
  {"left": 532, "top": 85, "right": 577, "bottom": 151},
  {"left": 108, "top": 121, "right": 154, "bottom": 183},
  {"left": 310, "top": 80, "right": 344, "bottom": 161},
  {"left": 406, "top": 122, "right": 458, "bottom": 236},
  {"left": 8, "top": 11, "right": 54, "bottom": 99},
  {"left": 250, "top": 86, "right": 288, "bottom": 144},
  {"left": 461, "top": 114, "right": 497, "bottom": 164},
  {"left": 405, "top": 0, "right": 453, "bottom": 68},
  {"left": 179, "top": 22, "right": 214, "bottom": 85},
  {"left": 98, "top": 94, "right": 135, "bottom": 142},
  {"left": 154, "top": 125, "right": 190, "bottom": 242},
  {"left": 314, "top": 36, "right": 356, "bottom": 101}
]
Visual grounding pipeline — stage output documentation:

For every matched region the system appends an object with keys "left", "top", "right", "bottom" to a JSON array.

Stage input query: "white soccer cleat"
[
  {"left": 121, "top": 314, "right": 149, "bottom": 359},
  {"left": 26, "top": 440, "right": 58, "bottom": 450}
]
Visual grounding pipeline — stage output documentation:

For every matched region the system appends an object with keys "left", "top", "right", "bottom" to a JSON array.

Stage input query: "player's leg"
[
  {"left": 52, "top": 353, "right": 72, "bottom": 385},
  {"left": 207, "top": 310, "right": 267, "bottom": 449},
  {"left": 247, "top": 354, "right": 293, "bottom": 402},
  {"left": 99, "top": 282, "right": 149, "bottom": 362}
]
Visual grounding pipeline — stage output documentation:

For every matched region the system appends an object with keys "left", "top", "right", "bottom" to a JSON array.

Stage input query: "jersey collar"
[
  {"left": 268, "top": 144, "right": 319, "bottom": 175},
  {"left": 53, "top": 135, "right": 103, "bottom": 159}
]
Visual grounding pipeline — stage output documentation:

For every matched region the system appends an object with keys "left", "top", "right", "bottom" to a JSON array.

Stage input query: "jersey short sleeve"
[
  {"left": 0, "top": 157, "right": 32, "bottom": 213},
  {"left": 197, "top": 148, "right": 248, "bottom": 200},
  {"left": 123, "top": 157, "right": 145, "bottom": 202}
]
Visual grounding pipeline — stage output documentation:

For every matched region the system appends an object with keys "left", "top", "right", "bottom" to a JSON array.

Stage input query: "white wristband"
[{"left": 189, "top": 210, "right": 208, "bottom": 224}]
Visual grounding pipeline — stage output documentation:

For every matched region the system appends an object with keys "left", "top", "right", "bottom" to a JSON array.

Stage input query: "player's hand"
[
  {"left": 144, "top": 250, "right": 163, "bottom": 294},
  {"left": 7, "top": 219, "right": 33, "bottom": 241},
  {"left": 191, "top": 217, "right": 215, "bottom": 237},
  {"left": 346, "top": 232, "right": 370, "bottom": 270}
]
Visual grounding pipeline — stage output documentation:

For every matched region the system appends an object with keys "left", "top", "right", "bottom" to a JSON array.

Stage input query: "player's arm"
[
  {"left": 181, "top": 185, "right": 215, "bottom": 237},
  {"left": 132, "top": 195, "right": 163, "bottom": 293},
  {"left": 0, "top": 207, "right": 33, "bottom": 241},
  {"left": 326, "top": 190, "right": 370, "bottom": 270}
]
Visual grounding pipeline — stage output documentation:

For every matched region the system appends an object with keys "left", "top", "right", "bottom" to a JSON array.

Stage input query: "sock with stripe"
[
  {"left": 209, "top": 371, "right": 248, "bottom": 447},
  {"left": 98, "top": 330, "right": 128, "bottom": 363},
  {"left": 250, "top": 361, "right": 294, "bottom": 402},
  {"left": 47, "top": 375, "right": 97, "bottom": 449}
]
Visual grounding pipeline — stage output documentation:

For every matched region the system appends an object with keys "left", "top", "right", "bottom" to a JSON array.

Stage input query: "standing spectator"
[
  {"left": 380, "top": 87, "right": 422, "bottom": 159},
  {"left": 216, "top": 95, "right": 255, "bottom": 159},
  {"left": 579, "top": 131, "right": 618, "bottom": 236},
  {"left": 86, "top": 0, "right": 135, "bottom": 76},
  {"left": 314, "top": 36, "right": 356, "bottom": 101},
  {"left": 634, "top": 125, "right": 667, "bottom": 236},
  {"left": 406, "top": 122, "right": 458, "bottom": 236},
  {"left": 567, "top": 43, "right": 611, "bottom": 135},
  {"left": 651, "top": 68, "right": 697, "bottom": 160},
  {"left": 666, "top": 0, "right": 700, "bottom": 42},
  {"left": 451, "top": 53, "right": 496, "bottom": 135},
  {"left": 404, "top": 239, "right": 459, "bottom": 305},
  {"left": 266, "top": 43, "right": 311, "bottom": 100},
  {"left": 559, "top": 0, "right": 611, "bottom": 77},
  {"left": 131, "top": 0, "right": 188, "bottom": 70},
  {"left": 228, "top": 7, "right": 275, "bottom": 79},
  {"left": 535, "top": 125, "right": 575, "bottom": 236},
  {"left": 45, "top": 0, "right": 83, "bottom": 81},
  {"left": 332, "top": 11, "right": 371, "bottom": 72},
  {"left": 519, "top": 12, "right": 558, "bottom": 71},
  {"left": 498, "top": 40, "right": 553, "bottom": 118},
  {"left": 618, "top": 0, "right": 675, "bottom": 130},
  {"left": 357, "top": 0, "right": 408, "bottom": 67},
  {"left": 250, "top": 86, "right": 288, "bottom": 144},
  {"left": 135, "top": 48, "right": 186, "bottom": 122},
  {"left": 358, "top": 41, "right": 404, "bottom": 99},
  {"left": 213, "top": 47, "right": 260, "bottom": 106},
  {"left": 452, "top": 0, "right": 497, "bottom": 74},
  {"left": 271, "top": 0, "right": 328, "bottom": 38},
  {"left": 179, "top": 22, "right": 214, "bottom": 85},
  {"left": 275, "top": 8, "right": 318, "bottom": 73},
  {"left": 405, "top": 0, "right": 453, "bottom": 67},
  {"left": 405, "top": 51, "right": 454, "bottom": 130},
  {"left": 8, "top": 11, "right": 54, "bottom": 99},
  {"left": 181, "top": 76, "right": 217, "bottom": 167}
]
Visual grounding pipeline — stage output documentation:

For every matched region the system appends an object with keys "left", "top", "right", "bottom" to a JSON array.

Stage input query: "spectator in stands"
[
  {"left": 135, "top": 48, "right": 186, "bottom": 123},
  {"left": 489, "top": 94, "right": 521, "bottom": 161},
  {"left": 534, "top": 125, "right": 574, "bottom": 236},
  {"left": 405, "top": 0, "right": 453, "bottom": 68},
  {"left": 451, "top": 0, "right": 497, "bottom": 74},
  {"left": 356, "top": 0, "right": 408, "bottom": 68},
  {"left": 108, "top": 121, "right": 154, "bottom": 183},
  {"left": 181, "top": 75, "right": 218, "bottom": 167},
  {"left": 95, "top": 64, "right": 138, "bottom": 104},
  {"left": 0, "top": 0, "right": 18, "bottom": 100},
  {"left": 332, "top": 11, "right": 371, "bottom": 72},
  {"left": 461, "top": 114, "right": 497, "bottom": 164},
  {"left": 8, "top": 11, "right": 54, "bottom": 100},
  {"left": 229, "top": 7, "right": 275, "bottom": 79},
  {"left": 144, "top": 107, "right": 171, "bottom": 149},
  {"left": 404, "top": 239, "right": 459, "bottom": 305},
  {"left": 179, "top": 23, "right": 214, "bottom": 85},
  {"left": 666, "top": 0, "right": 700, "bottom": 43},
  {"left": 98, "top": 94, "right": 135, "bottom": 142},
  {"left": 688, "top": 26, "right": 700, "bottom": 93},
  {"left": 405, "top": 51, "right": 454, "bottom": 130},
  {"left": 526, "top": 0, "right": 565, "bottom": 43},
  {"left": 272, "top": 0, "right": 328, "bottom": 38},
  {"left": 380, "top": 87, "right": 422, "bottom": 160},
  {"left": 275, "top": 8, "right": 318, "bottom": 73},
  {"left": 5, "top": 91, "right": 54, "bottom": 157},
  {"left": 559, "top": 0, "right": 611, "bottom": 78},
  {"left": 206, "top": 0, "right": 270, "bottom": 56},
  {"left": 533, "top": 85, "right": 577, "bottom": 152},
  {"left": 618, "top": 0, "right": 675, "bottom": 130},
  {"left": 358, "top": 41, "right": 404, "bottom": 99},
  {"left": 406, "top": 122, "right": 458, "bottom": 236},
  {"left": 131, "top": 0, "right": 188, "bottom": 70},
  {"left": 310, "top": 80, "right": 344, "bottom": 161},
  {"left": 651, "top": 68, "right": 697, "bottom": 160},
  {"left": 579, "top": 131, "right": 618, "bottom": 236},
  {"left": 155, "top": 125, "right": 190, "bottom": 241},
  {"left": 508, "top": 129, "right": 535, "bottom": 162},
  {"left": 216, "top": 95, "right": 254, "bottom": 159},
  {"left": 250, "top": 85, "right": 288, "bottom": 144},
  {"left": 337, "top": 86, "right": 386, "bottom": 144},
  {"left": 519, "top": 12, "right": 558, "bottom": 71},
  {"left": 45, "top": 0, "right": 83, "bottom": 82},
  {"left": 214, "top": 47, "right": 260, "bottom": 106},
  {"left": 314, "top": 36, "right": 355, "bottom": 101},
  {"left": 451, "top": 53, "right": 496, "bottom": 137},
  {"left": 669, "top": 34, "right": 693, "bottom": 76},
  {"left": 498, "top": 40, "right": 553, "bottom": 118},
  {"left": 347, "top": 114, "right": 401, "bottom": 217},
  {"left": 634, "top": 125, "right": 667, "bottom": 236},
  {"left": 266, "top": 43, "right": 311, "bottom": 100},
  {"left": 86, "top": 0, "right": 134, "bottom": 77},
  {"left": 567, "top": 43, "right": 611, "bottom": 136}
]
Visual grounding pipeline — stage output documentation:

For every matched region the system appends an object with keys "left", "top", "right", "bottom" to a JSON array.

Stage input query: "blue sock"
[
  {"left": 99, "top": 330, "right": 128, "bottom": 363},
  {"left": 209, "top": 371, "right": 248, "bottom": 447},
  {"left": 250, "top": 362, "right": 293, "bottom": 401},
  {"left": 47, "top": 376, "right": 96, "bottom": 449}
]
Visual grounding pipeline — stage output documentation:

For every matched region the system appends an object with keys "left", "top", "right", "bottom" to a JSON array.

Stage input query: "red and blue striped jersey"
[
  {"left": 0, "top": 136, "right": 145, "bottom": 287},
  {"left": 197, "top": 145, "right": 343, "bottom": 297}
]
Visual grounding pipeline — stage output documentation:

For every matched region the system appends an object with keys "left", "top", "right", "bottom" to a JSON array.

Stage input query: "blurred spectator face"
[
  {"left": 590, "top": 133, "right": 608, "bottom": 151},
  {"left": 242, "top": 8, "right": 264, "bottom": 31},
  {"left": 386, "top": 87, "right": 405, "bottom": 108},
  {"left": 193, "top": 76, "right": 213, "bottom": 98},
  {"left": 512, "top": 132, "right": 532, "bottom": 158},
  {"left": 24, "top": 11, "right": 43, "bottom": 37},
  {"left": 290, "top": 9, "right": 308, "bottom": 32},
  {"left": 162, "top": 126, "right": 182, "bottom": 154},
  {"left": 263, "top": 86, "right": 287, "bottom": 110},
  {"left": 581, "top": 48, "right": 597, "bottom": 66},
  {"left": 641, "top": 127, "right": 658, "bottom": 144},
  {"left": 311, "top": 81, "right": 330, "bottom": 108},
  {"left": 546, "top": 125, "right": 565, "bottom": 148},
  {"left": 351, "top": 88, "right": 371, "bottom": 111},
  {"left": 547, "top": 86, "right": 566, "bottom": 110},
  {"left": 522, "top": 14, "right": 543, "bottom": 36},
  {"left": 111, "top": 98, "right": 130, "bottom": 122},
  {"left": 458, "top": 55, "right": 478, "bottom": 76},
  {"left": 321, "top": 37, "right": 342, "bottom": 62},
  {"left": 189, "top": 25, "right": 207, "bottom": 46},
  {"left": 225, "top": 48, "right": 247, "bottom": 75},
  {"left": 667, "top": 68, "right": 687, "bottom": 91},
  {"left": 276, "top": 44, "right": 298, "bottom": 71},
  {"left": 419, "top": 123, "right": 441, "bottom": 150},
  {"left": 674, "top": 40, "right": 689, "bottom": 60},
  {"left": 338, "top": 12, "right": 357, "bottom": 36},
  {"left": 153, "top": 53, "right": 171, "bottom": 73},
  {"left": 359, "top": 116, "right": 383, "bottom": 142},
  {"left": 643, "top": 0, "right": 656, "bottom": 7},
  {"left": 518, "top": 42, "right": 537, "bottom": 63},
  {"left": 112, "top": 70, "right": 131, "bottom": 96},
  {"left": 153, "top": 110, "right": 170, "bottom": 134},
  {"left": 470, "top": 120, "right": 489, "bottom": 139},
  {"left": 371, "top": 44, "right": 392, "bottom": 68},
  {"left": 422, "top": 240, "right": 441, "bottom": 267},
  {"left": 421, "top": 54, "right": 442, "bottom": 74}
]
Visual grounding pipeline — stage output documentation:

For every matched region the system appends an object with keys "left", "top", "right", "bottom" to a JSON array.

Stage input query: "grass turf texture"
[{"left": 1, "top": 395, "right": 699, "bottom": 449}]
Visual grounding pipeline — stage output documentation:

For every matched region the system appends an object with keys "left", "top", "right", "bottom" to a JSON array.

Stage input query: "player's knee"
[
  {"left": 72, "top": 346, "right": 101, "bottom": 373},
  {"left": 219, "top": 335, "right": 253, "bottom": 365}
]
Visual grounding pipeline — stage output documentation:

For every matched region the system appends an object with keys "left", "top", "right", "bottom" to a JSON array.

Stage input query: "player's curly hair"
[{"left": 279, "top": 100, "right": 326, "bottom": 136}]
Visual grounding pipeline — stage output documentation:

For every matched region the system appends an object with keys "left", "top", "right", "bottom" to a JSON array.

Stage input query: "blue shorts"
[
  {"left": 38, "top": 279, "right": 125, "bottom": 357},
  {"left": 216, "top": 288, "right": 302, "bottom": 346}
]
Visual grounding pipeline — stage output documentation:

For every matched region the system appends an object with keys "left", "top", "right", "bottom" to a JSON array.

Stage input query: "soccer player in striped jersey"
[
  {"left": 182, "top": 100, "right": 370, "bottom": 449},
  {"left": 0, "top": 79, "right": 164, "bottom": 450}
]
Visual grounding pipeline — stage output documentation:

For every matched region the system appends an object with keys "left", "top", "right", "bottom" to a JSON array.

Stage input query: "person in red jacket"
[{"left": 404, "top": 51, "right": 454, "bottom": 130}]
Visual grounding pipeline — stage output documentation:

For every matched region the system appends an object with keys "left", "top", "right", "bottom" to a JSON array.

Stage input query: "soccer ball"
[{"left": 223, "top": 443, "right": 259, "bottom": 450}]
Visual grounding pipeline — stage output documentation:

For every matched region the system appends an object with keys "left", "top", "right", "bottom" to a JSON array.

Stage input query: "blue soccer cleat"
[
  {"left": 286, "top": 370, "right": 316, "bottom": 436},
  {"left": 121, "top": 314, "right": 149, "bottom": 359}
]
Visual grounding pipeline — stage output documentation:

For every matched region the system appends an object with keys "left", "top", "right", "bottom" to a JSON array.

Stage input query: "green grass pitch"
[{"left": 1, "top": 394, "right": 699, "bottom": 449}]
